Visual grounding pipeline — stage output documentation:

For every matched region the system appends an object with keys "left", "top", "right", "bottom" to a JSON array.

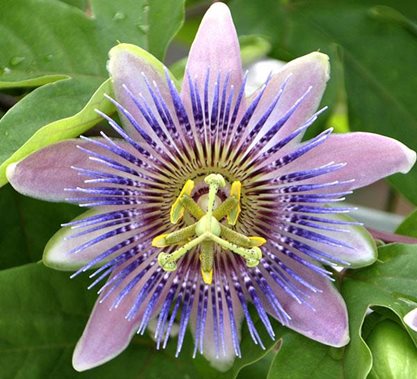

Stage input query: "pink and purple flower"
[{"left": 6, "top": 3, "right": 415, "bottom": 372}]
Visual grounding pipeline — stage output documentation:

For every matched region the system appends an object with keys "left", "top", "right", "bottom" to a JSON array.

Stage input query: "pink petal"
[
  {"left": 280, "top": 132, "right": 416, "bottom": 192},
  {"left": 73, "top": 292, "right": 139, "bottom": 372},
  {"left": 6, "top": 138, "right": 140, "bottom": 203},
  {"left": 404, "top": 308, "right": 417, "bottom": 332},
  {"left": 107, "top": 43, "right": 177, "bottom": 140},
  {"left": 73, "top": 256, "right": 167, "bottom": 371},
  {"left": 181, "top": 3, "right": 243, "bottom": 98},
  {"left": 285, "top": 278, "right": 349, "bottom": 347},
  {"left": 243, "top": 52, "right": 330, "bottom": 148},
  {"left": 261, "top": 251, "right": 349, "bottom": 347},
  {"left": 6, "top": 140, "right": 93, "bottom": 202}
]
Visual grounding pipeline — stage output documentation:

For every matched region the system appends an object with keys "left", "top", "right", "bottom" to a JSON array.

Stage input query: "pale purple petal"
[
  {"left": 182, "top": 3, "right": 243, "bottom": 97},
  {"left": 278, "top": 132, "right": 416, "bottom": 192},
  {"left": 285, "top": 279, "right": 349, "bottom": 347},
  {"left": 6, "top": 138, "right": 151, "bottom": 203},
  {"left": 73, "top": 256, "right": 161, "bottom": 371},
  {"left": 108, "top": 43, "right": 194, "bottom": 156},
  {"left": 6, "top": 140, "right": 94, "bottom": 202},
  {"left": 180, "top": 3, "right": 245, "bottom": 150},
  {"left": 107, "top": 44, "right": 172, "bottom": 137},
  {"left": 73, "top": 294, "right": 140, "bottom": 372},
  {"left": 242, "top": 52, "right": 330, "bottom": 149},
  {"left": 262, "top": 254, "right": 349, "bottom": 347},
  {"left": 404, "top": 308, "right": 417, "bottom": 332}
]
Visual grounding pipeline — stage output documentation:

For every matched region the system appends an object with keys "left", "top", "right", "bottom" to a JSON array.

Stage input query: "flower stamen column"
[{"left": 154, "top": 173, "right": 265, "bottom": 284}]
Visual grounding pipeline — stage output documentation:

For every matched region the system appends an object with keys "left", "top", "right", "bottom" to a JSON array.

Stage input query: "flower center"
[{"left": 152, "top": 173, "right": 266, "bottom": 284}]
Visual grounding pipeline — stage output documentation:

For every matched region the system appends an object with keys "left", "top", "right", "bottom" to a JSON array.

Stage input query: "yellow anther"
[
  {"left": 201, "top": 268, "right": 213, "bottom": 285},
  {"left": 170, "top": 179, "right": 195, "bottom": 224},
  {"left": 227, "top": 181, "right": 241, "bottom": 225},
  {"left": 152, "top": 234, "right": 169, "bottom": 247},
  {"left": 230, "top": 181, "right": 241, "bottom": 199},
  {"left": 249, "top": 236, "right": 267, "bottom": 247}
]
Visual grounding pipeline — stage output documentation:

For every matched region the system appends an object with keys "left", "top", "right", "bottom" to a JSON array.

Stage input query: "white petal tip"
[
  {"left": 310, "top": 51, "right": 330, "bottom": 63},
  {"left": 72, "top": 359, "right": 90, "bottom": 372},
  {"left": 208, "top": 357, "right": 235, "bottom": 372},
  {"left": 404, "top": 308, "right": 417, "bottom": 332},
  {"left": 401, "top": 146, "right": 416, "bottom": 174},
  {"left": 72, "top": 352, "right": 109, "bottom": 373},
  {"left": 207, "top": 2, "right": 231, "bottom": 17},
  {"left": 335, "top": 332, "right": 350, "bottom": 348},
  {"left": 72, "top": 348, "right": 96, "bottom": 372},
  {"left": 5, "top": 162, "right": 17, "bottom": 182},
  {"left": 303, "top": 52, "right": 330, "bottom": 80}
]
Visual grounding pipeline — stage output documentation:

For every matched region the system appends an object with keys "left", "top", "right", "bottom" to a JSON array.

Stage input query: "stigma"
[{"left": 152, "top": 173, "right": 266, "bottom": 284}]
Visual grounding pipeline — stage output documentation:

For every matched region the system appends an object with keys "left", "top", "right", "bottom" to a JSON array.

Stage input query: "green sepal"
[{"left": 43, "top": 208, "right": 107, "bottom": 271}]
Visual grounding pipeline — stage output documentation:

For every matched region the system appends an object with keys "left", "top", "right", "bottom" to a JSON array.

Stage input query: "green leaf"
[
  {"left": 144, "top": 0, "right": 185, "bottom": 61},
  {"left": 230, "top": 0, "right": 417, "bottom": 204},
  {"left": 0, "top": 74, "right": 69, "bottom": 89},
  {"left": 237, "top": 350, "right": 276, "bottom": 379},
  {"left": 342, "top": 243, "right": 417, "bottom": 378},
  {"left": 58, "top": 0, "right": 87, "bottom": 10},
  {"left": 0, "top": 264, "right": 95, "bottom": 379},
  {"left": 0, "top": 0, "right": 184, "bottom": 185},
  {"left": 0, "top": 0, "right": 99, "bottom": 86},
  {"left": 395, "top": 208, "right": 417, "bottom": 237},
  {"left": 0, "top": 263, "right": 284, "bottom": 378},
  {"left": 268, "top": 331, "right": 344, "bottom": 379},
  {"left": 0, "top": 0, "right": 183, "bottom": 85},
  {"left": 366, "top": 319, "right": 417, "bottom": 379},
  {"left": 0, "top": 184, "right": 80, "bottom": 270}
]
